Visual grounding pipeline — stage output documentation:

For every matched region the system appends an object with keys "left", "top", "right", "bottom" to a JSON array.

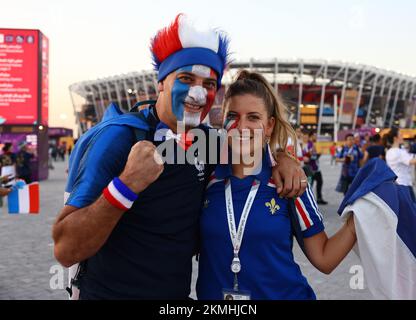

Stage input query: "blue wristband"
[{"left": 113, "top": 177, "right": 139, "bottom": 201}]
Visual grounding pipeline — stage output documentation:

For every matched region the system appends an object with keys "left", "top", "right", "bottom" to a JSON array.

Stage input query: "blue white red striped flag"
[
  {"left": 8, "top": 180, "right": 39, "bottom": 214},
  {"left": 338, "top": 158, "right": 416, "bottom": 299}
]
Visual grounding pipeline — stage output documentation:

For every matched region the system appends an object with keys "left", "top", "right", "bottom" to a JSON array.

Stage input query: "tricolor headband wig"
[{"left": 150, "top": 14, "right": 231, "bottom": 88}]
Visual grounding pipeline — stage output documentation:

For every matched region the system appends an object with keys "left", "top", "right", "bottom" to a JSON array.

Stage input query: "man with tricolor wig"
[{"left": 52, "top": 14, "right": 307, "bottom": 300}]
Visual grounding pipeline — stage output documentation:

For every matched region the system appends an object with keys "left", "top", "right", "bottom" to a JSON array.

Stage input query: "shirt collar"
[{"left": 215, "top": 148, "right": 272, "bottom": 184}]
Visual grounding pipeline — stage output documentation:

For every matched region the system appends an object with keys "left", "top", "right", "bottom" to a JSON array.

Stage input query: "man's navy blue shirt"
[{"left": 66, "top": 107, "right": 216, "bottom": 299}]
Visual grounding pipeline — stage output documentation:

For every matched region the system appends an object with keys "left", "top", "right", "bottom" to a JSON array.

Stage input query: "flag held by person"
[
  {"left": 338, "top": 158, "right": 416, "bottom": 299},
  {"left": 8, "top": 180, "right": 39, "bottom": 214}
]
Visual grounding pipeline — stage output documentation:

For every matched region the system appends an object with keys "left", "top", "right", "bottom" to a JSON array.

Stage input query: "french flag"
[
  {"left": 338, "top": 158, "right": 416, "bottom": 299},
  {"left": 8, "top": 181, "right": 40, "bottom": 214}
]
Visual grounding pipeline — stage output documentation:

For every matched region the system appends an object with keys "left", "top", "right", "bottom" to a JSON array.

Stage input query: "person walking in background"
[
  {"left": 301, "top": 130, "right": 314, "bottom": 185},
  {"left": 362, "top": 134, "right": 385, "bottom": 165},
  {"left": 336, "top": 133, "right": 363, "bottom": 195},
  {"left": 307, "top": 131, "right": 328, "bottom": 205},
  {"left": 0, "top": 143, "right": 15, "bottom": 208},
  {"left": 330, "top": 142, "right": 337, "bottom": 166},
  {"left": 15, "top": 141, "right": 34, "bottom": 183},
  {"left": 385, "top": 127, "right": 416, "bottom": 201},
  {"left": 0, "top": 142, "right": 16, "bottom": 168},
  {"left": 51, "top": 145, "right": 58, "bottom": 162},
  {"left": 293, "top": 126, "right": 304, "bottom": 165},
  {"left": 353, "top": 133, "right": 363, "bottom": 149}
]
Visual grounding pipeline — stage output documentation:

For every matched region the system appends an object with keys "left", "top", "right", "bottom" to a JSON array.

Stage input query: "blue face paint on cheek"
[{"left": 171, "top": 79, "right": 190, "bottom": 121}]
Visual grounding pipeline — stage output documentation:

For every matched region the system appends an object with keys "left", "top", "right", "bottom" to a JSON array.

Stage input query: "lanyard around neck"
[{"left": 225, "top": 178, "right": 260, "bottom": 258}]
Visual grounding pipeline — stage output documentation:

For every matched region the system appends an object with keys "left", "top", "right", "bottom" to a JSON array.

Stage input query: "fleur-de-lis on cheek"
[{"left": 265, "top": 198, "right": 280, "bottom": 215}]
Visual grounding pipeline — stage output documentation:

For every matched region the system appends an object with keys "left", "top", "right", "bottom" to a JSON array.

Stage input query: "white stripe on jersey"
[{"left": 306, "top": 185, "right": 324, "bottom": 221}]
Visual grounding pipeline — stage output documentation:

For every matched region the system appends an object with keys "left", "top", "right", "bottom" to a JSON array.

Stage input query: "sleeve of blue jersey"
[
  {"left": 300, "top": 185, "right": 325, "bottom": 238},
  {"left": 66, "top": 125, "right": 136, "bottom": 208}
]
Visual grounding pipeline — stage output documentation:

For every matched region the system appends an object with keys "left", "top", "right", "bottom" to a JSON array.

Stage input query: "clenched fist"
[{"left": 119, "top": 141, "right": 164, "bottom": 194}]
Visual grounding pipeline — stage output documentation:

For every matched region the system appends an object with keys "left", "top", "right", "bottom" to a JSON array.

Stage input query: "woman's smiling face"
[{"left": 224, "top": 94, "right": 275, "bottom": 158}]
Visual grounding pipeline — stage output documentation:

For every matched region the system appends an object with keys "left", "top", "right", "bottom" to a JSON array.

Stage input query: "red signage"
[{"left": 0, "top": 29, "right": 40, "bottom": 125}]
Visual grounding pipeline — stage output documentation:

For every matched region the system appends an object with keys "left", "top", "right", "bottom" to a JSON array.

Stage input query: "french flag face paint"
[
  {"left": 224, "top": 117, "right": 239, "bottom": 132},
  {"left": 172, "top": 65, "right": 217, "bottom": 127}
]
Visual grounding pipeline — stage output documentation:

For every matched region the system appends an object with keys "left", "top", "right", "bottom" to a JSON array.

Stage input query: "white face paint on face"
[
  {"left": 183, "top": 110, "right": 202, "bottom": 128},
  {"left": 181, "top": 83, "right": 208, "bottom": 128},
  {"left": 185, "top": 86, "right": 208, "bottom": 106},
  {"left": 173, "top": 64, "right": 217, "bottom": 130}
]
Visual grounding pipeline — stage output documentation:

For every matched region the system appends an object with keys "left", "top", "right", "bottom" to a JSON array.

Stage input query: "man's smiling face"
[{"left": 158, "top": 65, "right": 218, "bottom": 131}]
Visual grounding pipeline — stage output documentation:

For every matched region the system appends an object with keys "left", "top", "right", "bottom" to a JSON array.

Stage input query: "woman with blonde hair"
[{"left": 196, "top": 70, "right": 357, "bottom": 300}]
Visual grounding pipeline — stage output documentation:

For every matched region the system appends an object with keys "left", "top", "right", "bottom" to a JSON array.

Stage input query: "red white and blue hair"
[{"left": 150, "top": 14, "right": 231, "bottom": 87}]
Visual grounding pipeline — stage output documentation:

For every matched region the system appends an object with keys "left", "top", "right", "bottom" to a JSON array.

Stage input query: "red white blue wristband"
[{"left": 103, "top": 177, "right": 138, "bottom": 211}]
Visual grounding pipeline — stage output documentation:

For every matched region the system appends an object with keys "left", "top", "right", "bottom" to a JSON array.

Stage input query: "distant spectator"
[
  {"left": 336, "top": 133, "right": 364, "bottom": 194},
  {"left": 409, "top": 135, "right": 416, "bottom": 154},
  {"left": 330, "top": 142, "right": 337, "bottom": 166},
  {"left": 353, "top": 133, "right": 362, "bottom": 148},
  {"left": 0, "top": 142, "right": 16, "bottom": 167},
  {"left": 385, "top": 128, "right": 416, "bottom": 201},
  {"left": 16, "top": 141, "right": 34, "bottom": 183},
  {"left": 58, "top": 144, "right": 66, "bottom": 161},
  {"left": 305, "top": 131, "right": 328, "bottom": 205},
  {"left": 363, "top": 134, "right": 385, "bottom": 164},
  {"left": 51, "top": 145, "right": 58, "bottom": 161},
  {"left": 361, "top": 133, "right": 371, "bottom": 152}
]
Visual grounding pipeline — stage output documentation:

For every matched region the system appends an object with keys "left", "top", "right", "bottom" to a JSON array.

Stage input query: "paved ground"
[{"left": 0, "top": 155, "right": 373, "bottom": 299}]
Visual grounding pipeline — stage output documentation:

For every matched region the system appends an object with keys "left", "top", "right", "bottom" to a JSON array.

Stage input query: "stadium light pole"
[
  {"left": 338, "top": 65, "right": 349, "bottom": 129},
  {"left": 114, "top": 81, "right": 123, "bottom": 111},
  {"left": 297, "top": 60, "right": 304, "bottom": 126},
  {"left": 334, "top": 94, "right": 338, "bottom": 142},
  {"left": 69, "top": 86, "right": 83, "bottom": 138},
  {"left": 408, "top": 83, "right": 416, "bottom": 128},
  {"left": 353, "top": 69, "right": 366, "bottom": 130},
  {"left": 88, "top": 85, "right": 100, "bottom": 122},
  {"left": 317, "top": 62, "right": 328, "bottom": 136},
  {"left": 151, "top": 72, "right": 159, "bottom": 95},
  {"left": 141, "top": 74, "right": 150, "bottom": 100},
  {"left": 402, "top": 80, "right": 409, "bottom": 102},
  {"left": 382, "top": 77, "right": 395, "bottom": 127},
  {"left": 97, "top": 83, "right": 106, "bottom": 119},
  {"left": 104, "top": 82, "right": 113, "bottom": 112},
  {"left": 389, "top": 80, "right": 403, "bottom": 128},
  {"left": 132, "top": 75, "right": 140, "bottom": 102},
  {"left": 366, "top": 73, "right": 379, "bottom": 126},
  {"left": 122, "top": 78, "right": 132, "bottom": 110}
]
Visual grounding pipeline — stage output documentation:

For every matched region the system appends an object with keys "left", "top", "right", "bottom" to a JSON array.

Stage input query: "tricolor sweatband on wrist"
[{"left": 103, "top": 177, "right": 138, "bottom": 211}]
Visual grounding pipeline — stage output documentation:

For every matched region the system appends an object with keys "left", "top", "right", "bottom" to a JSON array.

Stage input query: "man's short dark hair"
[
  {"left": 345, "top": 133, "right": 354, "bottom": 139},
  {"left": 372, "top": 134, "right": 381, "bottom": 143}
]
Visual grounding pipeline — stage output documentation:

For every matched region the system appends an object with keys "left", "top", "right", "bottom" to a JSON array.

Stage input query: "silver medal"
[{"left": 231, "top": 258, "right": 241, "bottom": 273}]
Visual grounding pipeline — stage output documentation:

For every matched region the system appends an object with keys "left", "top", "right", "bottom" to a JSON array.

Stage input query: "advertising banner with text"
[{"left": 0, "top": 29, "right": 39, "bottom": 125}]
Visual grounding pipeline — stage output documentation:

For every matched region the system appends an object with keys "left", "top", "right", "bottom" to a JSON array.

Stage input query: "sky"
[{"left": 0, "top": 0, "right": 415, "bottom": 133}]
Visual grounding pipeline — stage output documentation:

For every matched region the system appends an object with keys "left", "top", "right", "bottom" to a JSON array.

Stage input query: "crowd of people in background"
[
  {"left": 332, "top": 128, "right": 416, "bottom": 199},
  {"left": 294, "top": 127, "right": 328, "bottom": 205},
  {"left": 0, "top": 141, "right": 35, "bottom": 202},
  {"left": 291, "top": 127, "right": 416, "bottom": 204}
]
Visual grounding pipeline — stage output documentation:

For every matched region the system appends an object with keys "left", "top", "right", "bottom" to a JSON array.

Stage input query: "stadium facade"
[{"left": 69, "top": 59, "right": 416, "bottom": 137}]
